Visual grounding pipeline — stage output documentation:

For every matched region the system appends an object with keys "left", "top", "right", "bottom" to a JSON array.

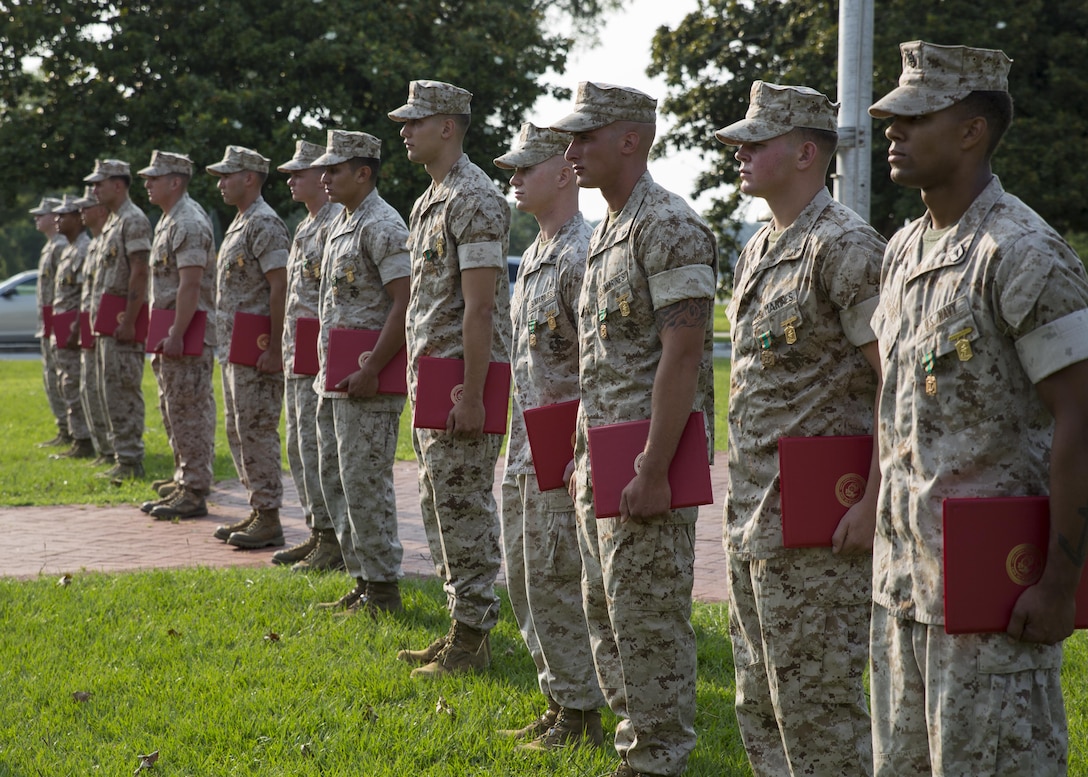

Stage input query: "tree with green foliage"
[
  {"left": 649, "top": 0, "right": 1088, "bottom": 268},
  {"left": 0, "top": 0, "right": 617, "bottom": 276}
]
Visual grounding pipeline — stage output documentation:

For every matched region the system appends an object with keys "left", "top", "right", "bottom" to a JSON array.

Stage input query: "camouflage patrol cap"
[
  {"left": 137, "top": 150, "right": 194, "bottom": 178},
  {"left": 388, "top": 80, "right": 472, "bottom": 121},
  {"left": 312, "top": 130, "right": 382, "bottom": 167},
  {"left": 52, "top": 194, "right": 82, "bottom": 215},
  {"left": 29, "top": 196, "right": 62, "bottom": 216},
  {"left": 494, "top": 123, "right": 571, "bottom": 170},
  {"left": 206, "top": 145, "right": 270, "bottom": 176},
  {"left": 869, "top": 41, "right": 1012, "bottom": 118},
  {"left": 73, "top": 186, "right": 100, "bottom": 209},
  {"left": 550, "top": 82, "right": 657, "bottom": 133},
  {"left": 276, "top": 140, "right": 327, "bottom": 172},
  {"left": 714, "top": 81, "right": 838, "bottom": 145},
  {"left": 83, "top": 159, "right": 131, "bottom": 182}
]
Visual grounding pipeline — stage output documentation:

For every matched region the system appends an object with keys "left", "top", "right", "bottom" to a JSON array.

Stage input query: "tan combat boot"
[
  {"left": 51, "top": 438, "right": 96, "bottom": 460},
  {"left": 37, "top": 430, "right": 72, "bottom": 448},
  {"left": 499, "top": 697, "right": 560, "bottom": 740},
  {"left": 227, "top": 508, "right": 285, "bottom": 549},
  {"left": 396, "top": 624, "right": 453, "bottom": 666},
  {"left": 341, "top": 581, "right": 402, "bottom": 617},
  {"left": 519, "top": 707, "right": 604, "bottom": 751},
  {"left": 150, "top": 488, "right": 208, "bottom": 520},
  {"left": 150, "top": 477, "right": 175, "bottom": 493},
  {"left": 317, "top": 578, "right": 366, "bottom": 610},
  {"left": 271, "top": 528, "right": 318, "bottom": 566},
  {"left": 289, "top": 528, "right": 344, "bottom": 572},
  {"left": 213, "top": 510, "right": 256, "bottom": 541},
  {"left": 410, "top": 621, "right": 490, "bottom": 678},
  {"left": 140, "top": 488, "right": 177, "bottom": 514}
]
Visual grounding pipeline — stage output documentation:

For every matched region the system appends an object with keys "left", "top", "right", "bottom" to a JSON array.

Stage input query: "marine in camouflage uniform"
[
  {"left": 389, "top": 81, "right": 512, "bottom": 675},
  {"left": 716, "top": 82, "right": 884, "bottom": 776},
  {"left": 75, "top": 188, "right": 113, "bottom": 462},
  {"left": 30, "top": 197, "right": 69, "bottom": 447},
  {"left": 868, "top": 41, "right": 1088, "bottom": 776},
  {"left": 49, "top": 195, "right": 93, "bottom": 457},
  {"left": 273, "top": 140, "right": 342, "bottom": 568},
  {"left": 310, "top": 130, "right": 411, "bottom": 611},
  {"left": 138, "top": 151, "right": 218, "bottom": 519},
  {"left": 551, "top": 82, "right": 717, "bottom": 777},
  {"left": 85, "top": 158, "right": 152, "bottom": 478},
  {"left": 206, "top": 146, "right": 291, "bottom": 548},
  {"left": 493, "top": 123, "right": 604, "bottom": 748}
]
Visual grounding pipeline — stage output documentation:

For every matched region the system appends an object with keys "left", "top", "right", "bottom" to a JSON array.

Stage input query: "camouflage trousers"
[
  {"left": 152, "top": 350, "right": 216, "bottom": 494},
  {"left": 80, "top": 342, "right": 112, "bottom": 456},
  {"left": 413, "top": 427, "right": 502, "bottom": 631},
  {"left": 728, "top": 550, "right": 873, "bottom": 776},
  {"left": 575, "top": 462, "right": 697, "bottom": 776},
  {"left": 285, "top": 377, "right": 332, "bottom": 531},
  {"left": 221, "top": 361, "right": 283, "bottom": 510},
  {"left": 317, "top": 396, "right": 402, "bottom": 581},
  {"left": 54, "top": 342, "right": 89, "bottom": 440},
  {"left": 40, "top": 337, "right": 65, "bottom": 433},
  {"left": 501, "top": 470, "right": 605, "bottom": 711},
  {"left": 871, "top": 603, "right": 1067, "bottom": 776},
  {"left": 96, "top": 336, "right": 145, "bottom": 464}
]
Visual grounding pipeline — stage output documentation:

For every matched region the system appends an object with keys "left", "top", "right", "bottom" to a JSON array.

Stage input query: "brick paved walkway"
[{"left": 1, "top": 460, "right": 728, "bottom": 603}]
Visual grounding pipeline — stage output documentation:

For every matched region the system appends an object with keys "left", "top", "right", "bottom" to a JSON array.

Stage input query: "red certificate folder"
[
  {"left": 524, "top": 399, "right": 580, "bottom": 491},
  {"left": 778, "top": 435, "right": 874, "bottom": 548},
  {"left": 42, "top": 305, "right": 53, "bottom": 339},
  {"left": 412, "top": 356, "right": 511, "bottom": 435},
  {"left": 92, "top": 293, "right": 149, "bottom": 344},
  {"left": 586, "top": 411, "right": 712, "bottom": 519},
  {"left": 228, "top": 311, "right": 272, "bottom": 367},
  {"left": 51, "top": 309, "right": 78, "bottom": 347},
  {"left": 324, "top": 328, "right": 408, "bottom": 394},
  {"left": 79, "top": 311, "right": 94, "bottom": 349},
  {"left": 942, "top": 496, "right": 1088, "bottom": 634},
  {"left": 146, "top": 308, "right": 207, "bottom": 356},
  {"left": 292, "top": 317, "right": 320, "bottom": 376}
]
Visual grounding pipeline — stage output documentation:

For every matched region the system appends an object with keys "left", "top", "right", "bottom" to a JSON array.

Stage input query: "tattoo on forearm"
[
  {"left": 1058, "top": 503, "right": 1088, "bottom": 567},
  {"left": 655, "top": 298, "right": 710, "bottom": 332}
]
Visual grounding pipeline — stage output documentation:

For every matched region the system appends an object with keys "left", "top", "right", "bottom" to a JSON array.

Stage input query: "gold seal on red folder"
[
  {"left": 1006, "top": 543, "right": 1043, "bottom": 586},
  {"left": 835, "top": 473, "right": 866, "bottom": 507},
  {"left": 256, "top": 333, "right": 270, "bottom": 351}
]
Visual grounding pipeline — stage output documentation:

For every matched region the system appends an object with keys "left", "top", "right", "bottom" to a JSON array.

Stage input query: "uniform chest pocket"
[
  {"left": 921, "top": 299, "right": 992, "bottom": 431},
  {"left": 751, "top": 297, "right": 804, "bottom": 352},
  {"left": 526, "top": 287, "right": 560, "bottom": 332}
]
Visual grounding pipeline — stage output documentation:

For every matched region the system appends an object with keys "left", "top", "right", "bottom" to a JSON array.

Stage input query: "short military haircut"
[
  {"left": 451, "top": 113, "right": 471, "bottom": 134},
  {"left": 956, "top": 90, "right": 1014, "bottom": 158},
  {"left": 348, "top": 157, "right": 381, "bottom": 178},
  {"left": 110, "top": 174, "right": 133, "bottom": 188},
  {"left": 797, "top": 127, "right": 839, "bottom": 159}
]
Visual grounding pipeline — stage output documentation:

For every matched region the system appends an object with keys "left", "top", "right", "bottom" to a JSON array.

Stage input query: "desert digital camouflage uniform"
[
  {"left": 52, "top": 225, "right": 91, "bottom": 442},
  {"left": 500, "top": 211, "right": 604, "bottom": 713},
  {"left": 314, "top": 187, "right": 410, "bottom": 583},
  {"left": 214, "top": 194, "right": 290, "bottom": 510},
  {"left": 725, "top": 188, "right": 883, "bottom": 775},
  {"left": 147, "top": 190, "right": 218, "bottom": 495},
  {"left": 570, "top": 172, "right": 716, "bottom": 776},
  {"left": 405, "top": 152, "right": 512, "bottom": 631},
  {"left": 870, "top": 177, "right": 1088, "bottom": 776},
  {"left": 94, "top": 196, "right": 152, "bottom": 466},
  {"left": 865, "top": 40, "right": 1088, "bottom": 777},
  {"left": 283, "top": 194, "right": 340, "bottom": 534},
  {"left": 78, "top": 206, "right": 112, "bottom": 458},
  {"left": 32, "top": 198, "right": 68, "bottom": 437}
]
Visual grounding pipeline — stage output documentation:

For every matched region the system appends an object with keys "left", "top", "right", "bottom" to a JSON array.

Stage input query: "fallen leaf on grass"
[
  {"left": 300, "top": 742, "right": 314, "bottom": 758},
  {"left": 362, "top": 704, "right": 378, "bottom": 723},
  {"left": 72, "top": 691, "right": 92, "bottom": 702},
  {"left": 57, "top": 574, "right": 72, "bottom": 587},
  {"left": 166, "top": 628, "right": 182, "bottom": 638},
  {"left": 134, "top": 750, "right": 159, "bottom": 774},
  {"left": 435, "top": 696, "right": 455, "bottom": 719},
  {"left": 264, "top": 631, "right": 281, "bottom": 643}
]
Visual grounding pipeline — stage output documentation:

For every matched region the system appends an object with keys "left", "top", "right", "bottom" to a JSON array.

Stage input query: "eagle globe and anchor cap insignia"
[
  {"left": 1006, "top": 543, "right": 1044, "bottom": 586},
  {"left": 835, "top": 472, "right": 866, "bottom": 507}
]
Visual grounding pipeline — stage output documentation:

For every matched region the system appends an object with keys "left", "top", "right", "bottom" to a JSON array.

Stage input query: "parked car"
[{"left": 0, "top": 269, "right": 40, "bottom": 347}]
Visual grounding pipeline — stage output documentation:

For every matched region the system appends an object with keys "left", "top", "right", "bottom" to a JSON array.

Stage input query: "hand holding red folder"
[
  {"left": 524, "top": 399, "right": 579, "bottom": 491},
  {"left": 292, "top": 317, "right": 320, "bottom": 376},
  {"left": 412, "top": 357, "right": 510, "bottom": 435},
  {"left": 228, "top": 311, "right": 273, "bottom": 368},
  {"left": 324, "top": 328, "right": 407, "bottom": 395},
  {"left": 51, "top": 309, "right": 79, "bottom": 349},
  {"left": 147, "top": 308, "right": 207, "bottom": 357},
  {"left": 587, "top": 411, "right": 712, "bottom": 519},
  {"left": 93, "top": 293, "right": 149, "bottom": 345}
]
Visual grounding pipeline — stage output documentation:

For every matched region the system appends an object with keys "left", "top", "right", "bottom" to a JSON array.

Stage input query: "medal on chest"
[{"left": 922, "top": 351, "right": 937, "bottom": 396}]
